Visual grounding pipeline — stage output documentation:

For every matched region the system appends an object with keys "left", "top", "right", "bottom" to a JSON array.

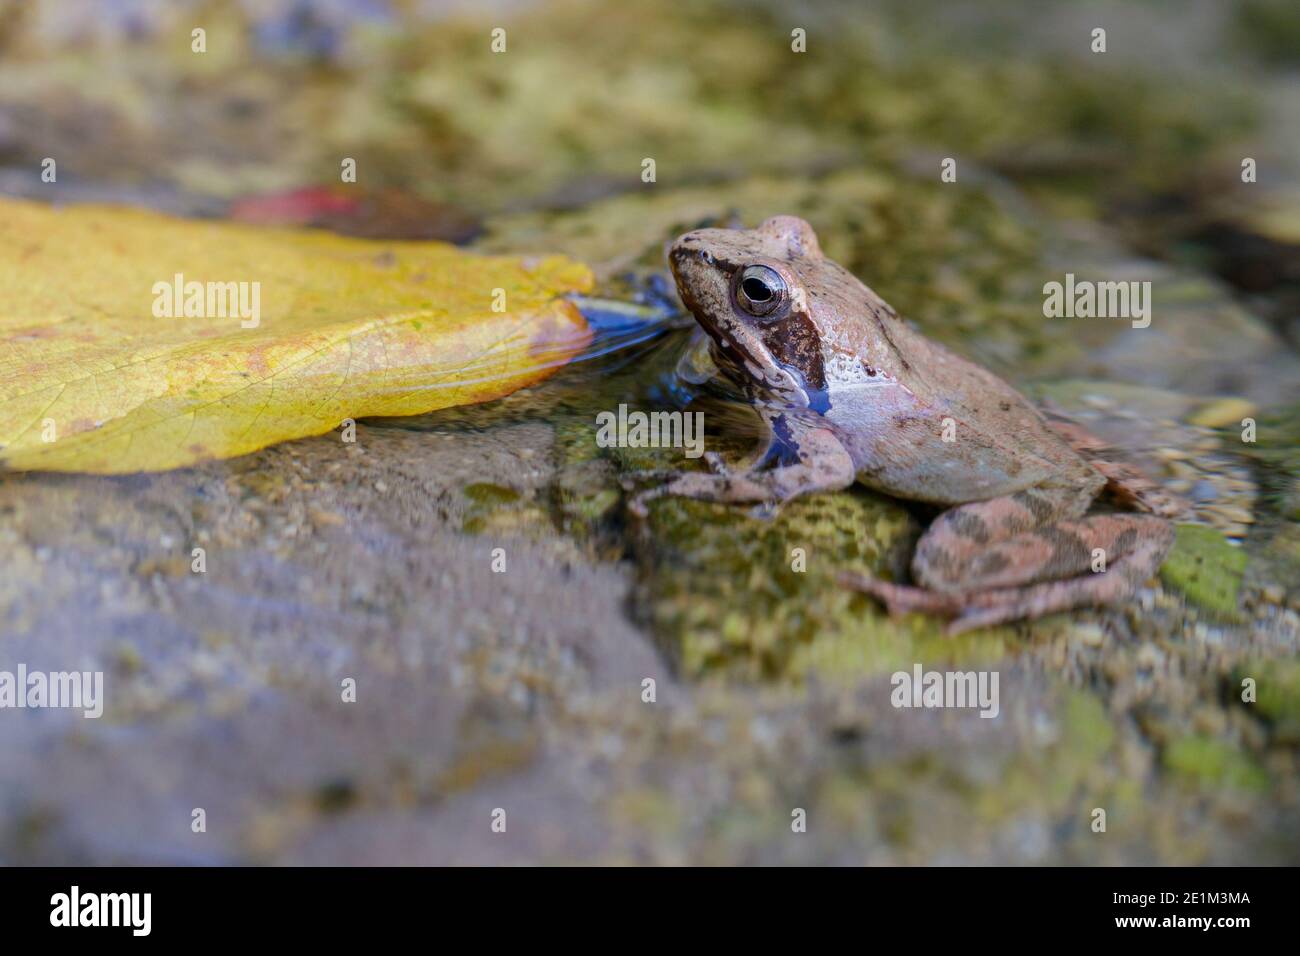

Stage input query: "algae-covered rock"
[{"left": 633, "top": 474, "right": 921, "bottom": 681}]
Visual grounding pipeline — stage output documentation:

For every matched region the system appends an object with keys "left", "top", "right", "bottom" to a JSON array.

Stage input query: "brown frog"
[{"left": 632, "top": 216, "right": 1183, "bottom": 634}]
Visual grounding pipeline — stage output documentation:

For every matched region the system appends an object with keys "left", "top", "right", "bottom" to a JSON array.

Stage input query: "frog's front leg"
[
  {"left": 628, "top": 425, "right": 854, "bottom": 517},
  {"left": 842, "top": 484, "right": 1175, "bottom": 634}
]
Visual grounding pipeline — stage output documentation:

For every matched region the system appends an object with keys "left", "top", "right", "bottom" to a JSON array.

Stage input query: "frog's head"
[{"left": 668, "top": 216, "right": 834, "bottom": 412}]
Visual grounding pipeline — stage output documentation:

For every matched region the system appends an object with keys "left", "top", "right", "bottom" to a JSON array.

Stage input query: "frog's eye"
[{"left": 735, "top": 265, "right": 788, "bottom": 317}]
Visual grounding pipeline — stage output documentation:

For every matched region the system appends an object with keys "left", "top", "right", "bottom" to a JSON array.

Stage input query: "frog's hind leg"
[
  {"left": 909, "top": 485, "right": 1096, "bottom": 593},
  {"left": 842, "top": 481, "right": 1174, "bottom": 633},
  {"left": 841, "top": 485, "right": 1091, "bottom": 615},
  {"left": 944, "top": 517, "right": 1173, "bottom": 633},
  {"left": 846, "top": 511, "right": 1172, "bottom": 633}
]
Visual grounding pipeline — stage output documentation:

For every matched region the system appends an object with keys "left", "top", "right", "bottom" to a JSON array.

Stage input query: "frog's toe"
[
  {"left": 703, "top": 451, "right": 731, "bottom": 476},
  {"left": 839, "top": 572, "right": 963, "bottom": 618},
  {"left": 945, "top": 610, "right": 999, "bottom": 636},
  {"left": 627, "top": 485, "right": 667, "bottom": 518},
  {"left": 619, "top": 468, "right": 682, "bottom": 489}
]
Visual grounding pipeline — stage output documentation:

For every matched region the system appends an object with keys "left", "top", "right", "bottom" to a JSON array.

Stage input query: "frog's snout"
[
  {"left": 665, "top": 237, "right": 686, "bottom": 271},
  {"left": 665, "top": 231, "right": 707, "bottom": 257},
  {"left": 667, "top": 232, "right": 713, "bottom": 273}
]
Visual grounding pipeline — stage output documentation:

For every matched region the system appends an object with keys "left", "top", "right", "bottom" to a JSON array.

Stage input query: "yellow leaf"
[{"left": 0, "top": 197, "right": 593, "bottom": 473}]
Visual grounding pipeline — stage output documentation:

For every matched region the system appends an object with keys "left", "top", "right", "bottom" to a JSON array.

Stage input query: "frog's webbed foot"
[
  {"left": 701, "top": 451, "right": 778, "bottom": 519},
  {"left": 628, "top": 469, "right": 772, "bottom": 518},
  {"left": 625, "top": 427, "right": 855, "bottom": 519},
  {"left": 620, "top": 439, "right": 770, "bottom": 515},
  {"left": 619, "top": 451, "right": 739, "bottom": 491}
]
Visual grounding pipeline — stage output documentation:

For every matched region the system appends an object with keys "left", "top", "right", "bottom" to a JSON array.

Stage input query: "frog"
[{"left": 629, "top": 215, "right": 1184, "bottom": 634}]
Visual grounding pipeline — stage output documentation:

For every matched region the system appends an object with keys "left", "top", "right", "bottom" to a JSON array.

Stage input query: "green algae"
[
  {"left": 1164, "top": 736, "right": 1269, "bottom": 791},
  {"left": 970, "top": 690, "right": 1117, "bottom": 823},
  {"left": 788, "top": 613, "right": 1009, "bottom": 682},
  {"left": 460, "top": 482, "right": 550, "bottom": 538},
  {"left": 463, "top": 483, "right": 522, "bottom": 507},
  {"left": 1234, "top": 0, "right": 1300, "bottom": 65},
  {"left": 1159, "top": 524, "right": 1248, "bottom": 620},
  {"left": 1240, "top": 401, "right": 1300, "bottom": 522},
  {"left": 1240, "top": 658, "right": 1300, "bottom": 742}
]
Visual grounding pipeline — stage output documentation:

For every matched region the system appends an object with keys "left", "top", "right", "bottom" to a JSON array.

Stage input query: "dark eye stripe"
[{"left": 757, "top": 309, "right": 826, "bottom": 393}]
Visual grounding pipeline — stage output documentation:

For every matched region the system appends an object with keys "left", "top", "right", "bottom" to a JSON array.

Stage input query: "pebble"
[
  {"left": 1207, "top": 504, "right": 1254, "bottom": 524},
  {"left": 1187, "top": 397, "right": 1257, "bottom": 429},
  {"left": 1073, "top": 623, "right": 1105, "bottom": 647},
  {"left": 1190, "top": 479, "right": 1218, "bottom": 502},
  {"left": 1193, "top": 708, "right": 1227, "bottom": 736},
  {"left": 1136, "top": 643, "right": 1162, "bottom": 669}
]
